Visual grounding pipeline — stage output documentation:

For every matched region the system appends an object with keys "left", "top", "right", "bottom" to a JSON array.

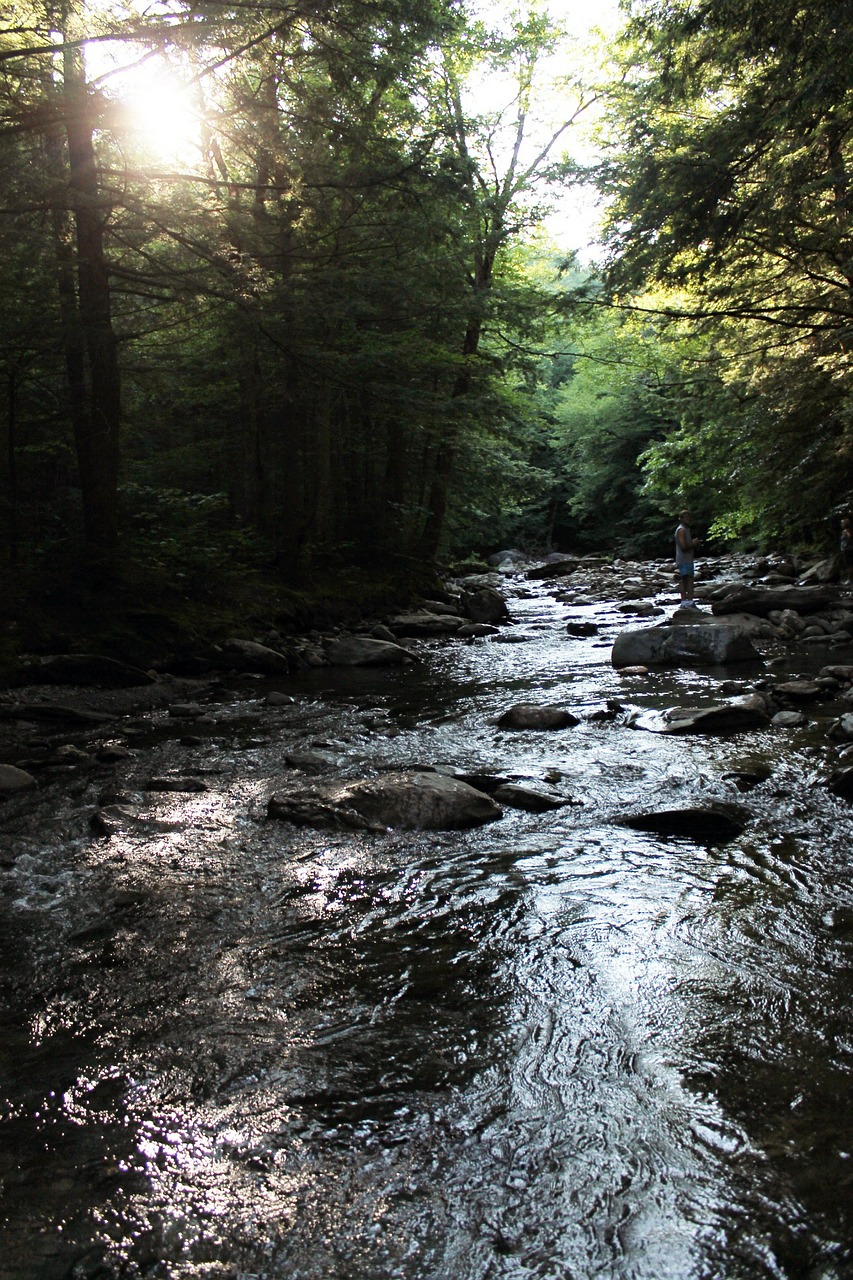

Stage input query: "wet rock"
[
  {"left": 265, "top": 691, "right": 296, "bottom": 706},
  {"left": 416, "top": 599, "right": 463, "bottom": 617},
  {"left": 283, "top": 750, "right": 335, "bottom": 774},
  {"left": 325, "top": 635, "right": 415, "bottom": 665},
  {"left": 460, "top": 587, "right": 510, "bottom": 624},
  {"left": 526, "top": 557, "right": 579, "bottom": 580},
  {"left": 487, "top": 549, "right": 527, "bottom": 568},
  {"left": 13, "top": 653, "right": 156, "bottom": 688},
  {"left": 388, "top": 613, "right": 462, "bottom": 637},
  {"left": 825, "top": 766, "right": 853, "bottom": 799},
  {"left": 497, "top": 703, "right": 580, "bottom": 730},
  {"left": 566, "top": 620, "right": 599, "bottom": 637},
  {"left": 96, "top": 744, "right": 134, "bottom": 762},
  {"left": 90, "top": 804, "right": 185, "bottom": 835},
  {"left": 772, "top": 710, "right": 808, "bottom": 728},
  {"left": 0, "top": 763, "right": 37, "bottom": 794},
  {"left": 773, "top": 680, "right": 824, "bottom": 702},
  {"left": 617, "top": 602, "right": 663, "bottom": 617},
  {"left": 627, "top": 694, "right": 770, "bottom": 735},
  {"left": 612, "top": 623, "right": 760, "bottom": 669},
  {"left": 491, "top": 783, "right": 572, "bottom": 812},
  {"left": 458, "top": 622, "right": 500, "bottom": 638},
  {"left": 712, "top": 585, "right": 836, "bottom": 617},
  {"left": 828, "top": 714, "right": 853, "bottom": 742},
  {"left": 621, "top": 805, "right": 746, "bottom": 844},
  {"left": 267, "top": 770, "right": 501, "bottom": 830},
  {"left": 144, "top": 777, "right": 209, "bottom": 792},
  {"left": 0, "top": 701, "right": 118, "bottom": 725},
  {"left": 820, "top": 665, "right": 853, "bottom": 683},
  {"left": 799, "top": 557, "right": 839, "bottom": 583},
  {"left": 220, "top": 638, "right": 295, "bottom": 675},
  {"left": 168, "top": 702, "right": 206, "bottom": 718}
]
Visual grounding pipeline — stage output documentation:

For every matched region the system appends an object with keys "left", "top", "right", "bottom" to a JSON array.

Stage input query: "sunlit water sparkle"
[{"left": 1, "top": 580, "right": 852, "bottom": 1279}]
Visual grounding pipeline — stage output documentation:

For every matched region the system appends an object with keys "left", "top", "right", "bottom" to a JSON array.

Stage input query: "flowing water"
[{"left": 1, "top": 580, "right": 853, "bottom": 1280}]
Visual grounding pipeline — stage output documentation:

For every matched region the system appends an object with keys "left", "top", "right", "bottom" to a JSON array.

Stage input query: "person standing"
[
  {"left": 675, "top": 510, "right": 701, "bottom": 607},
  {"left": 841, "top": 517, "right": 853, "bottom": 586}
]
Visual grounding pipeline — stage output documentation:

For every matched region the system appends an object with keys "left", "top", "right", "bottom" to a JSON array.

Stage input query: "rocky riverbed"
[{"left": 1, "top": 550, "right": 852, "bottom": 1279}]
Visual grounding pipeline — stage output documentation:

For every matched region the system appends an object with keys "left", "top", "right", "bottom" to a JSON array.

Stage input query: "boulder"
[
  {"left": 712, "top": 585, "right": 837, "bottom": 617},
  {"left": 497, "top": 703, "right": 580, "bottom": 730},
  {"left": 611, "top": 623, "right": 760, "bottom": 669},
  {"left": 620, "top": 805, "right": 746, "bottom": 845},
  {"left": 773, "top": 680, "right": 824, "bottom": 702},
  {"left": 460, "top": 587, "right": 509, "bottom": 624},
  {"left": 267, "top": 770, "right": 501, "bottom": 831},
  {"left": 487, "top": 549, "right": 527, "bottom": 568},
  {"left": 566, "top": 620, "right": 599, "bottom": 637},
  {"left": 325, "top": 635, "right": 414, "bottom": 665},
  {"left": 772, "top": 710, "right": 808, "bottom": 728},
  {"left": 220, "top": 638, "right": 294, "bottom": 674},
  {"left": 388, "top": 613, "right": 463, "bottom": 637},
  {"left": 525, "top": 557, "right": 579, "bottom": 580},
  {"left": 627, "top": 694, "right": 770, "bottom": 735},
  {"left": 0, "top": 763, "right": 37, "bottom": 794}
]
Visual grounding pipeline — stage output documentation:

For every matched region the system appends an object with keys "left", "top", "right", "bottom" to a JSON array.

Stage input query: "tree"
[{"left": 595, "top": 0, "right": 853, "bottom": 543}]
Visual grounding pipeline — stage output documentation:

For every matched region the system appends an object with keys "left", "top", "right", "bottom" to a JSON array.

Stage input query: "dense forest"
[{"left": 1, "top": 0, "right": 851, "bottom": 653}]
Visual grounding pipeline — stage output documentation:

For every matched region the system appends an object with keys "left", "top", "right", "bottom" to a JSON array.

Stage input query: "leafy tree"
[{"left": 595, "top": 0, "right": 853, "bottom": 544}]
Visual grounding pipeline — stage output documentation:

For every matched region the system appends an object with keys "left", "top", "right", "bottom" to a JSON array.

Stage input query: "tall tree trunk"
[
  {"left": 63, "top": 42, "right": 121, "bottom": 564},
  {"left": 4, "top": 369, "right": 18, "bottom": 568},
  {"left": 415, "top": 306, "right": 485, "bottom": 560}
]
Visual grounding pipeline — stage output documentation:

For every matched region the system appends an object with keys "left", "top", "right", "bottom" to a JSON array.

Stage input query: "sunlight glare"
[{"left": 121, "top": 67, "right": 202, "bottom": 166}]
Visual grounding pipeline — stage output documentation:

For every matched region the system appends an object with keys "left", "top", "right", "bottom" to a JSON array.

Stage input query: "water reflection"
[{"left": 1, "top": 581, "right": 852, "bottom": 1278}]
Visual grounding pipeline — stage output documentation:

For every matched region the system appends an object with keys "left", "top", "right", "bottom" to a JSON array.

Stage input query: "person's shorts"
[{"left": 677, "top": 562, "right": 694, "bottom": 577}]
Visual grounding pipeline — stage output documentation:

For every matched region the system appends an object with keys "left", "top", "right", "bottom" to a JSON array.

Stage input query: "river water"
[{"left": 1, "top": 577, "right": 852, "bottom": 1279}]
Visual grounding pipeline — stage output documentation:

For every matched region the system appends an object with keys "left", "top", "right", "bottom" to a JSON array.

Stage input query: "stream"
[{"left": 1, "top": 577, "right": 852, "bottom": 1280}]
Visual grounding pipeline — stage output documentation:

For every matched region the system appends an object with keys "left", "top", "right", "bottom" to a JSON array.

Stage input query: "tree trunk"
[{"left": 63, "top": 45, "right": 121, "bottom": 564}]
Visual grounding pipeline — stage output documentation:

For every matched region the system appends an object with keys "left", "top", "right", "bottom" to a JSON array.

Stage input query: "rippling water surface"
[{"left": 2, "top": 582, "right": 853, "bottom": 1279}]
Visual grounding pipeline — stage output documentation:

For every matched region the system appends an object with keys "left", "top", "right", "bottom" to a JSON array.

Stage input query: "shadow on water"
[{"left": 1, "top": 583, "right": 852, "bottom": 1278}]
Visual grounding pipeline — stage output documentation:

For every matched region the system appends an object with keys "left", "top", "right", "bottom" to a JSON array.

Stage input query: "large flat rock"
[
  {"left": 612, "top": 622, "right": 760, "bottom": 668},
  {"left": 268, "top": 770, "right": 501, "bottom": 831}
]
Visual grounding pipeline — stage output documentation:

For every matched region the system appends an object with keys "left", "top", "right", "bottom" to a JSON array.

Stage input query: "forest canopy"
[{"left": 1, "top": 0, "right": 851, "bottom": 640}]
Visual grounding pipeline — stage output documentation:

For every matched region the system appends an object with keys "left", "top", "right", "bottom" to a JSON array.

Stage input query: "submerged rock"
[
  {"left": 267, "top": 770, "right": 501, "bottom": 830},
  {"left": 621, "top": 805, "right": 746, "bottom": 844}
]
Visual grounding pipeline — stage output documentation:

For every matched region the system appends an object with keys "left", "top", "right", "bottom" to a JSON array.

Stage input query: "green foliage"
[{"left": 592, "top": 0, "right": 853, "bottom": 546}]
